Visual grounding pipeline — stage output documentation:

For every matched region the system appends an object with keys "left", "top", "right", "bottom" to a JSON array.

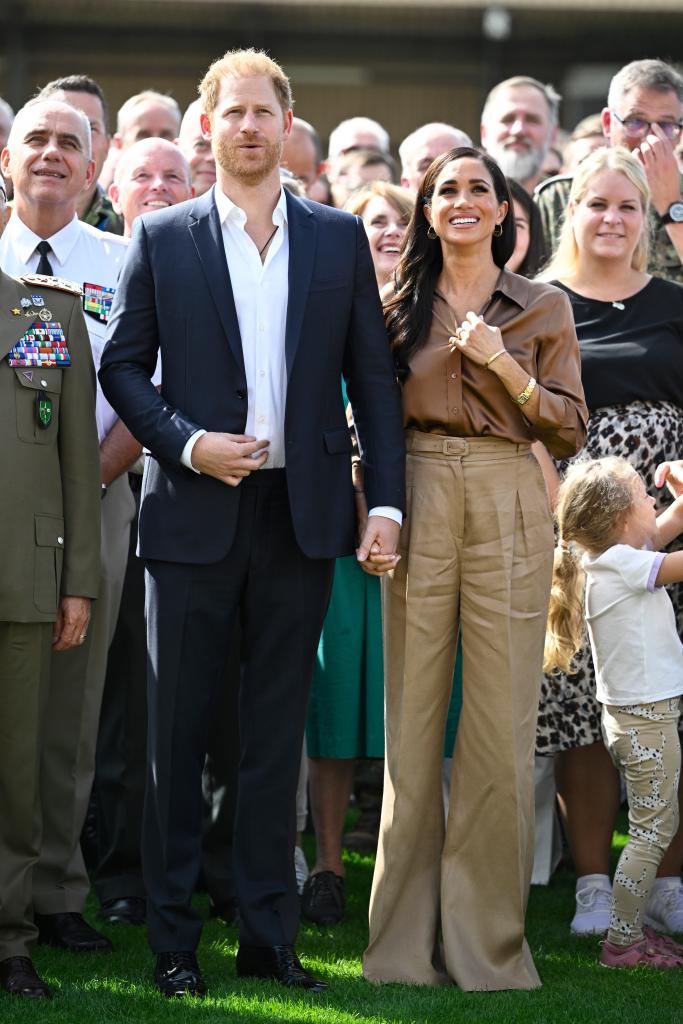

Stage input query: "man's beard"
[
  {"left": 489, "top": 142, "right": 545, "bottom": 185},
  {"left": 215, "top": 134, "right": 283, "bottom": 185}
]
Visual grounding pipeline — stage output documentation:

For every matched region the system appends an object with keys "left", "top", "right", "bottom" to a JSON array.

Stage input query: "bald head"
[
  {"left": 398, "top": 122, "right": 472, "bottom": 194},
  {"left": 176, "top": 99, "right": 216, "bottom": 195},
  {"left": 110, "top": 136, "right": 192, "bottom": 236},
  {"left": 281, "top": 117, "right": 322, "bottom": 190},
  {"left": 7, "top": 99, "right": 92, "bottom": 158}
]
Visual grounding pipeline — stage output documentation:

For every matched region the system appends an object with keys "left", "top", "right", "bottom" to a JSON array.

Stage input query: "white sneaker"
[
  {"left": 294, "top": 846, "right": 309, "bottom": 896},
  {"left": 570, "top": 874, "right": 612, "bottom": 935},
  {"left": 645, "top": 878, "right": 683, "bottom": 933}
]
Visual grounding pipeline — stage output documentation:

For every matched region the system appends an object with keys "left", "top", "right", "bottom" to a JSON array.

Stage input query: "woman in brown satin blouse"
[{"left": 363, "top": 148, "right": 587, "bottom": 992}]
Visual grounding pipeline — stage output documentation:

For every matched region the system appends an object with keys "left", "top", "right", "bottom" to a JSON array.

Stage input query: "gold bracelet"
[
  {"left": 485, "top": 347, "right": 507, "bottom": 368},
  {"left": 514, "top": 376, "right": 537, "bottom": 406}
]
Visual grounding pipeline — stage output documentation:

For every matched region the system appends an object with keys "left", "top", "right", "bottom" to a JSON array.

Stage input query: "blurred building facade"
[{"left": 1, "top": 0, "right": 681, "bottom": 146}]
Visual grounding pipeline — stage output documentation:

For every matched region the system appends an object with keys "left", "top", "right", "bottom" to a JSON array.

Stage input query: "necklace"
[{"left": 259, "top": 226, "right": 278, "bottom": 261}]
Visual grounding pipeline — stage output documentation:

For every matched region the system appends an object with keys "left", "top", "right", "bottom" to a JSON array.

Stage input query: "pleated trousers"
[{"left": 364, "top": 431, "right": 553, "bottom": 991}]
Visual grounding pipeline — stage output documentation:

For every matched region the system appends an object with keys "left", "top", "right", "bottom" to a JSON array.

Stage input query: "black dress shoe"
[
  {"left": 98, "top": 897, "right": 146, "bottom": 925},
  {"left": 301, "top": 871, "right": 346, "bottom": 925},
  {"left": 236, "top": 944, "right": 328, "bottom": 991},
  {"left": 34, "top": 912, "right": 113, "bottom": 952},
  {"left": 154, "top": 952, "right": 206, "bottom": 998},
  {"left": 0, "top": 956, "right": 52, "bottom": 998},
  {"left": 208, "top": 896, "right": 240, "bottom": 926}
]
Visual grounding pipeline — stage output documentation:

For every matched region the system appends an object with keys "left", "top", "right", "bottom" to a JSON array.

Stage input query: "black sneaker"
[{"left": 301, "top": 871, "right": 345, "bottom": 925}]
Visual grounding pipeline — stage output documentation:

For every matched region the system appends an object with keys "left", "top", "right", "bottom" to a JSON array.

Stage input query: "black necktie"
[{"left": 35, "top": 240, "right": 54, "bottom": 277}]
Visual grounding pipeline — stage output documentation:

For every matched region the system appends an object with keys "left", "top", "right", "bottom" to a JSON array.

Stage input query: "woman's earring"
[
  {"left": 493, "top": 224, "right": 503, "bottom": 237},
  {"left": 427, "top": 225, "right": 437, "bottom": 239}
]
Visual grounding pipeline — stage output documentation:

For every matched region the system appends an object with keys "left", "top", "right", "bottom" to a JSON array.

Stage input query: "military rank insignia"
[
  {"left": 6, "top": 322, "right": 70, "bottom": 366},
  {"left": 83, "top": 282, "right": 115, "bottom": 323}
]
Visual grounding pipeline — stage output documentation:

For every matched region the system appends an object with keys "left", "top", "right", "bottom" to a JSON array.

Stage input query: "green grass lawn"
[{"left": 2, "top": 824, "right": 680, "bottom": 1024}]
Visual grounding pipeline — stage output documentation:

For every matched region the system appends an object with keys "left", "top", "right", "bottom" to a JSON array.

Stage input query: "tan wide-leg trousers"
[{"left": 364, "top": 432, "right": 553, "bottom": 991}]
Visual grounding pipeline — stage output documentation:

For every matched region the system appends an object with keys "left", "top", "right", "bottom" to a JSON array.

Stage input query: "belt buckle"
[{"left": 443, "top": 438, "right": 467, "bottom": 456}]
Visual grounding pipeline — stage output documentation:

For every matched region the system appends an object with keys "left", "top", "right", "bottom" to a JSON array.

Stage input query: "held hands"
[
  {"left": 356, "top": 515, "right": 401, "bottom": 576},
  {"left": 633, "top": 125, "right": 681, "bottom": 216},
  {"left": 53, "top": 596, "right": 91, "bottom": 652},
  {"left": 450, "top": 313, "right": 505, "bottom": 367},
  {"left": 191, "top": 432, "right": 269, "bottom": 486}
]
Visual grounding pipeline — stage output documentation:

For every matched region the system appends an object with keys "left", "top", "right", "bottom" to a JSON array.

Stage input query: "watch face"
[{"left": 670, "top": 201, "right": 683, "bottom": 223}]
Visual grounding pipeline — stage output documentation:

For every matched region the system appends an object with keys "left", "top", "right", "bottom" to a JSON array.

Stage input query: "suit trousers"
[
  {"left": 33, "top": 472, "right": 134, "bottom": 913},
  {"left": 143, "top": 469, "right": 334, "bottom": 953},
  {"left": 364, "top": 433, "right": 553, "bottom": 992},
  {"left": 0, "top": 621, "right": 52, "bottom": 959}
]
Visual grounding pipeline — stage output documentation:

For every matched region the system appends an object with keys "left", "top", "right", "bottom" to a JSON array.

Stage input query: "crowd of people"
[{"left": 0, "top": 46, "right": 682, "bottom": 1002}]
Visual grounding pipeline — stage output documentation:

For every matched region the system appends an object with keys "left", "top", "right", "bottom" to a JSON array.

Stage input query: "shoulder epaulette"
[{"left": 20, "top": 273, "right": 83, "bottom": 296}]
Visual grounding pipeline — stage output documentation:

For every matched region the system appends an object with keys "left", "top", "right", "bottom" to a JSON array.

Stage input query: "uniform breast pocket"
[{"left": 14, "top": 368, "right": 62, "bottom": 444}]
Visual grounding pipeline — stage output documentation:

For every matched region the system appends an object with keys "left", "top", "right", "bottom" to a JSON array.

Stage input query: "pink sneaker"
[
  {"left": 643, "top": 925, "right": 683, "bottom": 963},
  {"left": 600, "top": 936, "right": 683, "bottom": 969}
]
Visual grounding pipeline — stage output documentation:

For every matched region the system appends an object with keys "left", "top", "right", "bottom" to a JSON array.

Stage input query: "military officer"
[
  {"left": 0, "top": 268, "right": 100, "bottom": 998},
  {"left": 0, "top": 98, "right": 135, "bottom": 953}
]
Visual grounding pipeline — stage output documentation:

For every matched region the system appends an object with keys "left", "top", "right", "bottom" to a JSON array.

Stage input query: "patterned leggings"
[{"left": 602, "top": 698, "right": 681, "bottom": 946}]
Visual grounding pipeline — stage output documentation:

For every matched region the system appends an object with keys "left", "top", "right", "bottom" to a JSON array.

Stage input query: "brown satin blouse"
[{"left": 398, "top": 269, "right": 588, "bottom": 459}]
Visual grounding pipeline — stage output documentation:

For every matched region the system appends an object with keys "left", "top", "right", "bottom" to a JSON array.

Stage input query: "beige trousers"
[{"left": 364, "top": 432, "right": 553, "bottom": 992}]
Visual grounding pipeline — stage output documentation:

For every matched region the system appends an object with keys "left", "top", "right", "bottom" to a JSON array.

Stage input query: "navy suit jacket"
[{"left": 99, "top": 187, "right": 405, "bottom": 563}]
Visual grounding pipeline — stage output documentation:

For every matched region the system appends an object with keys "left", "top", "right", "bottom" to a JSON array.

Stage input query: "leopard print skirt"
[{"left": 536, "top": 400, "right": 683, "bottom": 755}]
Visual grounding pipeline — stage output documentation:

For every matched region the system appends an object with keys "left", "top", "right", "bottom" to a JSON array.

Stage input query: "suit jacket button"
[{"left": 236, "top": 389, "right": 246, "bottom": 399}]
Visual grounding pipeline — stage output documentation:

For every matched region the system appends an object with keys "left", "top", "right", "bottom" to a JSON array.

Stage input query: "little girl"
[{"left": 545, "top": 455, "right": 683, "bottom": 969}]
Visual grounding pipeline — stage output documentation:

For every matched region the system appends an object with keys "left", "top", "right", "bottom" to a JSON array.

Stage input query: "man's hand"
[
  {"left": 53, "top": 596, "right": 91, "bottom": 652},
  {"left": 655, "top": 459, "right": 683, "bottom": 498},
  {"left": 191, "top": 432, "right": 270, "bottom": 486},
  {"left": 634, "top": 125, "right": 681, "bottom": 216},
  {"left": 356, "top": 515, "right": 401, "bottom": 576}
]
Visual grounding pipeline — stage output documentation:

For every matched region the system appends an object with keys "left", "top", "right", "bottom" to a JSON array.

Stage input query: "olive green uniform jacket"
[{"left": 0, "top": 270, "right": 101, "bottom": 622}]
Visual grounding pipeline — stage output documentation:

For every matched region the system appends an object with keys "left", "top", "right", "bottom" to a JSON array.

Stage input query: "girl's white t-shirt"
[{"left": 583, "top": 544, "right": 683, "bottom": 706}]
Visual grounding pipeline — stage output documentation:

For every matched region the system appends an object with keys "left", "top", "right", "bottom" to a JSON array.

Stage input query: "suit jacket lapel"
[
  {"left": 187, "top": 188, "right": 246, "bottom": 376},
  {"left": 285, "top": 192, "right": 316, "bottom": 379}
]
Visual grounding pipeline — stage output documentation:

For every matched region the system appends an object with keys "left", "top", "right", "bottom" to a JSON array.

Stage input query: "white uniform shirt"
[
  {"left": 0, "top": 212, "right": 128, "bottom": 442},
  {"left": 583, "top": 543, "right": 683, "bottom": 706}
]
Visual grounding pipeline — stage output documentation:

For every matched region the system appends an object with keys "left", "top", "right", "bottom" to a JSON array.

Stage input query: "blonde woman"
[{"left": 536, "top": 147, "right": 683, "bottom": 936}]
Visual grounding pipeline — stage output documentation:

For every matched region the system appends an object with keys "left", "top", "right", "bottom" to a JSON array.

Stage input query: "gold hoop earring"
[
  {"left": 427, "top": 225, "right": 437, "bottom": 239},
  {"left": 493, "top": 224, "right": 503, "bottom": 237}
]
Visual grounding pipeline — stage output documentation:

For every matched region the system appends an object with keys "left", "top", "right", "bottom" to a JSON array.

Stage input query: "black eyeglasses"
[{"left": 611, "top": 110, "right": 683, "bottom": 141}]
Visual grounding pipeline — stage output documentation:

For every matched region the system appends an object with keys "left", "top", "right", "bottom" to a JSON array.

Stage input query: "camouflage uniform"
[
  {"left": 82, "top": 183, "right": 124, "bottom": 236},
  {"left": 534, "top": 173, "right": 683, "bottom": 285}
]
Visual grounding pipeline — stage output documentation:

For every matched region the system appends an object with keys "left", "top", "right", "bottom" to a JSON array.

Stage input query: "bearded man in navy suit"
[{"left": 99, "top": 48, "right": 405, "bottom": 997}]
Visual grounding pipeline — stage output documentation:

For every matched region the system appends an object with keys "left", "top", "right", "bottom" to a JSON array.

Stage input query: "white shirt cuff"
[
  {"left": 368, "top": 505, "right": 403, "bottom": 527},
  {"left": 180, "top": 429, "right": 207, "bottom": 473}
]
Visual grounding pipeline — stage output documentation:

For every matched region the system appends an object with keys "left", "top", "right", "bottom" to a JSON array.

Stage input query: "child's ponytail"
[{"left": 544, "top": 542, "right": 585, "bottom": 674}]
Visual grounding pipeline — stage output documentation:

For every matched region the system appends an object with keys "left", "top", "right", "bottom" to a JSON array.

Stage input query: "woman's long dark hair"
[
  {"left": 386, "top": 146, "right": 515, "bottom": 381},
  {"left": 506, "top": 177, "right": 548, "bottom": 278}
]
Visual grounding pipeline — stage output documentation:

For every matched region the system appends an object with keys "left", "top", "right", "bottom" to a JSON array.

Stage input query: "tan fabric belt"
[{"left": 406, "top": 430, "right": 531, "bottom": 458}]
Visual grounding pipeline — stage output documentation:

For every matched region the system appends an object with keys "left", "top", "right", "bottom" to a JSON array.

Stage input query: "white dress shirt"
[
  {"left": 0, "top": 212, "right": 129, "bottom": 442},
  {"left": 181, "top": 186, "right": 401, "bottom": 526}
]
